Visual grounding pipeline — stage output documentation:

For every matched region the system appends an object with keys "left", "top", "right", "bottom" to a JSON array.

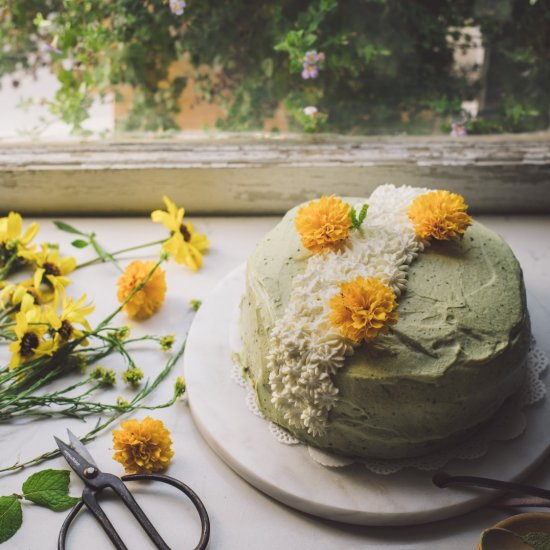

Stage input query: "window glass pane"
[{"left": 1, "top": 1, "right": 548, "bottom": 139}]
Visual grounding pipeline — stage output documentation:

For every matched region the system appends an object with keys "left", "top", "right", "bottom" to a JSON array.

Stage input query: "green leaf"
[
  {"left": 357, "top": 203, "right": 369, "bottom": 225},
  {"left": 71, "top": 239, "right": 90, "bottom": 248},
  {"left": 22, "top": 470, "right": 80, "bottom": 512},
  {"left": 350, "top": 207, "right": 359, "bottom": 228},
  {"left": 0, "top": 495, "right": 23, "bottom": 544},
  {"left": 523, "top": 531, "right": 550, "bottom": 550},
  {"left": 53, "top": 220, "right": 86, "bottom": 236},
  {"left": 350, "top": 203, "right": 369, "bottom": 230}
]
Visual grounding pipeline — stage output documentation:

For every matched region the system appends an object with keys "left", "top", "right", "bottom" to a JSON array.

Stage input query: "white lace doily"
[{"left": 231, "top": 338, "right": 547, "bottom": 475}]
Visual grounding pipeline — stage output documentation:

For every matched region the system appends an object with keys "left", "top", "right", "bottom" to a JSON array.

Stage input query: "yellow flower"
[
  {"left": 44, "top": 294, "right": 95, "bottom": 345},
  {"left": 295, "top": 195, "right": 352, "bottom": 253},
  {"left": 8, "top": 301, "right": 56, "bottom": 370},
  {"left": 112, "top": 417, "right": 174, "bottom": 474},
  {"left": 329, "top": 276, "right": 399, "bottom": 344},
  {"left": 151, "top": 196, "right": 210, "bottom": 271},
  {"left": 408, "top": 190, "right": 472, "bottom": 240},
  {"left": 20, "top": 244, "right": 77, "bottom": 305},
  {"left": 117, "top": 260, "right": 167, "bottom": 320},
  {"left": 0, "top": 212, "right": 39, "bottom": 259},
  {"left": 1, "top": 280, "right": 44, "bottom": 310}
]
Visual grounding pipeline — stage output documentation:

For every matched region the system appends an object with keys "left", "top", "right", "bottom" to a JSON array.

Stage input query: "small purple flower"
[
  {"left": 304, "top": 50, "right": 325, "bottom": 65},
  {"left": 301, "top": 50, "right": 324, "bottom": 79},
  {"left": 169, "top": 0, "right": 186, "bottom": 16},
  {"left": 301, "top": 63, "right": 319, "bottom": 80},
  {"left": 450, "top": 121, "right": 467, "bottom": 137},
  {"left": 304, "top": 50, "right": 319, "bottom": 65}
]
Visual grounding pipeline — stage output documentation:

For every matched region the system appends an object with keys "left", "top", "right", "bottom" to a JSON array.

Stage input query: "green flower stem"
[
  {"left": 1, "top": 260, "right": 162, "bottom": 397},
  {"left": 0, "top": 337, "right": 186, "bottom": 475},
  {"left": 0, "top": 254, "right": 18, "bottom": 280},
  {"left": 88, "top": 233, "right": 123, "bottom": 273},
  {"left": 76, "top": 239, "right": 166, "bottom": 270},
  {"left": 95, "top": 335, "right": 137, "bottom": 371}
]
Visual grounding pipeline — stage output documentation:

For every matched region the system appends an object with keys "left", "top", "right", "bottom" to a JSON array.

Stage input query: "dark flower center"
[
  {"left": 58, "top": 320, "right": 73, "bottom": 341},
  {"left": 20, "top": 332, "right": 39, "bottom": 357},
  {"left": 179, "top": 224, "right": 191, "bottom": 242},
  {"left": 44, "top": 262, "right": 61, "bottom": 276}
]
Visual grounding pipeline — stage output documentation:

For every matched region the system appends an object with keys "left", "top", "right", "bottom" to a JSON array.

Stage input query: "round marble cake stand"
[{"left": 183, "top": 264, "right": 550, "bottom": 527}]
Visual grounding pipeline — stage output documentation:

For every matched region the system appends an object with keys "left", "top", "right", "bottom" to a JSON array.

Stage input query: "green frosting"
[{"left": 239, "top": 199, "right": 530, "bottom": 459}]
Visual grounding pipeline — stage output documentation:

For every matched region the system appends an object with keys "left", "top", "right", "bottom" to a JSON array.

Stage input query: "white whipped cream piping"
[{"left": 267, "top": 184, "right": 431, "bottom": 436}]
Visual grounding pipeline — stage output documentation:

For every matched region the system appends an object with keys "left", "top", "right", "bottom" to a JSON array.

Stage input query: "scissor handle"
[
  {"left": 58, "top": 473, "right": 210, "bottom": 550},
  {"left": 122, "top": 473, "right": 210, "bottom": 550}
]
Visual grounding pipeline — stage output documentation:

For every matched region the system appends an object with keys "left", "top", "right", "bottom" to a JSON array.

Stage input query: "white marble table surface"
[{"left": 0, "top": 214, "right": 549, "bottom": 550}]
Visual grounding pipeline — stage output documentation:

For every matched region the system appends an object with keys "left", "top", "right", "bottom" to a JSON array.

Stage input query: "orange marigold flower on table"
[
  {"left": 329, "top": 276, "right": 399, "bottom": 344},
  {"left": 117, "top": 260, "right": 167, "bottom": 321},
  {"left": 408, "top": 190, "right": 472, "bottom": 240},
  {"left": 295, "top": 195, "right": 352, "bottom": 253},
  {"left": 112, "top": 417, "right": 174, "bottom": 474}
]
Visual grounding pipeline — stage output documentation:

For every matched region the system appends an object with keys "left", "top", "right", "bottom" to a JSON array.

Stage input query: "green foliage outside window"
[{"left": 0, "top": 0, "right": 548, "bottom": 135}]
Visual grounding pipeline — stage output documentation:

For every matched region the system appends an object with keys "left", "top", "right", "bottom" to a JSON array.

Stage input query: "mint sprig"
[
  {"left": 0, "top": 469, "right": 79, "bottom": 544},
  {"left": 350, "top": 203, "right": 369, "bottom": 230},
  {"left": 22, "top": 469, "right": 80, "bottom": 512}
]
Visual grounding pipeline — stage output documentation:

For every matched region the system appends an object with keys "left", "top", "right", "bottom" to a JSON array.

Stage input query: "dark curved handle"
[
  {"left": 58, "top": 499, "right": 85, "bottom": 550},
  {"left": 122, "top": 474, "right": 210, "bottom": 550},
  {"left": 58, "top": 474, "right": 210, "bottom": 550}
]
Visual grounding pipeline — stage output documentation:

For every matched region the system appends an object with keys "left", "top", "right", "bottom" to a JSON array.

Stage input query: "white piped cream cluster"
[{"left": 267, "top": 184, "right": 430, "bottom": 435}]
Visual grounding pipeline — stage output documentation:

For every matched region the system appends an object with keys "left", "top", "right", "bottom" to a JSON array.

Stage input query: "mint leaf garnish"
[
  {"left": 350, "top": 203, "right": 369, "bottom": 230},
  {"left": 22, "top": 469, "right": 80, "bottom": 512},
  {"left": 357, "top": 203, "right": 369, "bottom": 226},
  {"left": 0, "top": 495, "right": 23, "bottom": 544},
  {"left": 523, "top": 531, "right": 550, "bottom": 550}
]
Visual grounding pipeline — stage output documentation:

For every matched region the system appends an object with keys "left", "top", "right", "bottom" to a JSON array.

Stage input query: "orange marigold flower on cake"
[
  {"left": 117, "top": 260, "right": 167, "bottom": 320},
  {"left": 329, "top": 276, "right": 399, "bottom": 344},
  {"left": 407, "top": 190, "right": 472, "bottom": 240},
  {"left": 295, "top": 195, "right": 352, "bottom": 253},
  {"left": 112, "top": 417, "right": 174, "bottom": 474}
]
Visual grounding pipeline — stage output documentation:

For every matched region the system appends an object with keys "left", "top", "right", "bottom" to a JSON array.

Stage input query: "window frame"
[{"left": 1, "top": 133, "right": 549, "bottom": 215}]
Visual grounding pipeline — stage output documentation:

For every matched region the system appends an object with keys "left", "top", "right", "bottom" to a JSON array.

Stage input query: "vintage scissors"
[{"left": 55, "top": 430, "right": 210, "bottom": 550}]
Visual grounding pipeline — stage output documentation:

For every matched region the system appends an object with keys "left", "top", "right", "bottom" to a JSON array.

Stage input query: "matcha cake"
[{"left": 239, "top": 184, "right": 530, "bottom": 459}]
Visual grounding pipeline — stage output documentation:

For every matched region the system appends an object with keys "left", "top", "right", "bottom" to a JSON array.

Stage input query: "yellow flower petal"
[{"left": 152, "top": 197, "right": 209, "bottom": 270}]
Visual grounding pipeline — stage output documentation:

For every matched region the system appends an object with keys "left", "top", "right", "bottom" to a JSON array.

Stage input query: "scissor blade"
[
  {"left": 54, "top": 436, "right": 97, "bottom": 482},
  {"left": 67, "top": 429, "right": 98, "bottom": 468}
]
